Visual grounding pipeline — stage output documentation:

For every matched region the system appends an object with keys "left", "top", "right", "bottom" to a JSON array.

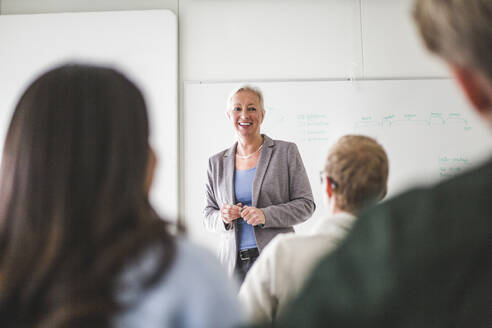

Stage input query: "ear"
[
  {"left": 325, "top": 177, "right": 334, "bottom": 199},
  {"left": 145, "top": 147, "right": 157, "bottom": 195},
  {"left": 226, "top": 110, "right": 231, "bottom": 120},
  {"left": 449, "top": 63, "right": 492, "bottom": 116}
]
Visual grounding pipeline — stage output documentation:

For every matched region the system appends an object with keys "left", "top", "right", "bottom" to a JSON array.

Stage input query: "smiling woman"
[{"left": 203, "top": 85, "right": 316, "bottom": 283}]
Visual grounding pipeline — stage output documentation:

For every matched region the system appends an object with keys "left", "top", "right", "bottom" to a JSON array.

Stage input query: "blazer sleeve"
[
  {"left": 203, "top": 157, "right": 232, "bottom": 232},
  {"left": 262, "top": 143, "right": 316, "bottom": 228}
]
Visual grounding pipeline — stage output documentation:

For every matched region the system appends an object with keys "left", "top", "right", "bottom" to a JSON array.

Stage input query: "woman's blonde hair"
[{"left": 226, "top": 84, "right": 265, "bottom": 114}]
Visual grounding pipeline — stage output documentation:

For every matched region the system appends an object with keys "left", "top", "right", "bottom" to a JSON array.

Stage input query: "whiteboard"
[
  {"left": 184, "top": 79, "right": 492, "bottom": 252},
  {"left": 0, "top": 10, "right": 178, "bottom": 219}
]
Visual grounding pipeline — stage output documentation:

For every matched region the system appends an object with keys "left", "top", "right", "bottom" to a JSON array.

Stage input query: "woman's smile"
[{"left": 228, "top": 90, "right": 264, "bottom": 137}]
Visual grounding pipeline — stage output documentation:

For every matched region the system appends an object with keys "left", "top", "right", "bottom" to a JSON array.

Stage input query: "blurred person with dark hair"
[
  {"left": 262, "top": 0, "right": 492, "bottom": 327},
  {"left": 239, "top": 135, "right": 388, "bottom": 323},
  {"left": 0, "top": 64, "right": 242, "bottom": 328}
]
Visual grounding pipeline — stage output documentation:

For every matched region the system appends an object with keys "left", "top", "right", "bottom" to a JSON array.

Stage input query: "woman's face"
[{"left": 227, "top": 90, "right": 264, "bottom": 138}]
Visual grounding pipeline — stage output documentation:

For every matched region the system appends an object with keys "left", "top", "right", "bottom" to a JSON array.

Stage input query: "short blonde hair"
[
  {"left": 227, "top": 84, "right": 265, "bottom": 114},
  {"left": 414, "top": 0, "right": 492, "bottom": 81},
  {"left": 324, "top": 135, "right": 389, "bottom": 214}
]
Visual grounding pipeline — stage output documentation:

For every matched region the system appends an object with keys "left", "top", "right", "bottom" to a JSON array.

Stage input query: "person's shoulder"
[
  {"left": 431, "top": 158, "right": 492, "bottom": 223},
  {"left": 266, "top": 232, "right": 297, "bottom": 251},
  {"left": 386, "top": 158, "right": 492, "bottom": 211},
  {"left": 116, "top": 238, "right": 243, "bottom": 328},
  {"left": 265, "top": 135, "right": 298, "bottom": 152},
  {"left": 175, "top": 238, "right": 219, "bottom": 265},
  {"left": 250, "top": 233, "right": 305, "bottom": 279},
  {"left": 208, "top": 148, "right": 230, "bottom": 162},
  {"left": 358, "top": 158, "right": 492, "bottom": 239},
  {"left": 275, "top": 232, "right": 319, "bottom": 249},
  {"left": 433, "top": 157, "right": 492, "bottom": 196},
  {"left": 208, "top": 145, "right": 236, "bottom": 167},
  {"left": 270, "top": 138, "right": 296, "bottom": 149},
  {"left": 263, "top": 232, "right": 320, "bottom": 261},
  {"left": 119, "top": 238, "right": 227, "bottom": 291},
  {"left": 172, "top": 238, "right": 244, "bottom": 325},
  {"left": 174, "top": 238, "right": 232, "bottom": 281}
]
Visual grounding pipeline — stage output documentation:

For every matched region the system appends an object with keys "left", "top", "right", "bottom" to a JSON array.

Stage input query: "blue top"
[
  {"left": 114, "top": 238, "right": 244, "bottom": 328},
  {"left": 235, "top": 167, "right": 258, "bottom": 250}
]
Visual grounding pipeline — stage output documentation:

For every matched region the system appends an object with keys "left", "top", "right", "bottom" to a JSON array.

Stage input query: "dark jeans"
[{"left": 235, "top": 247, "right": 259, "bottom": 284}]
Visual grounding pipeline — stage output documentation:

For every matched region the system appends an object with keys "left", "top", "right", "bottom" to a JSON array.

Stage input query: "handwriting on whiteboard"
[
  {"left": 439, "top": 155, "right": 471, "bottom": 178},
  {"left": 296, "top": 114, "right": 330, "bottom": 142},
  {"left": 355, "top": 112, "right": 472, "bottom": 131}
]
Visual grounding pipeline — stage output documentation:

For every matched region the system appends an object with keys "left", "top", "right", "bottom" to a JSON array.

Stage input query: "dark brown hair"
[
  {"left": 324, "top": 135, "right": 389, "bottom": 214},
  {"left": 0, "top": 64, "right": 175, "bottom": 327}
]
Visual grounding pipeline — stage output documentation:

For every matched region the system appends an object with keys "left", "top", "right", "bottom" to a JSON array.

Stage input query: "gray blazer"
[{"left": 204, "top": 135, "right": 316, "bottom": 276}]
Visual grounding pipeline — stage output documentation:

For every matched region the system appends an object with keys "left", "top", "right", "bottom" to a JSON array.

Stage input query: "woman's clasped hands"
[
  {"left": 220, "top": 203, "right": 243, "bottom": 223},
  {"left": 221, "top": 203, "right": 265, "bottom": 226}
]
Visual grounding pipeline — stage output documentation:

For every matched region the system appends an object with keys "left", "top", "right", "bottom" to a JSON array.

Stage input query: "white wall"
[
  {"left": 1, "top": 0, "right": 450, "bottom": 248},
  {"left": 1, "top": 0, "right": 447, "bottom": 80},
  {"left": 361, "top": 0, "right": 447, "bottom": 78},
  {"left": 0, "top": 10, "right": 179, "bottom": 221},
  {"left": 180, "top": 0, "right": 362, "bottom": 80}
]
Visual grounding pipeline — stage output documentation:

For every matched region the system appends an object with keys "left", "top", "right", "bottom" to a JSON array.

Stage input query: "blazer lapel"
[
  {"left": 224, "top": 142, "right": 237, "bottom": 204},
  {"left": 252, "top": 135, "right": 274, "bottom": 207}
]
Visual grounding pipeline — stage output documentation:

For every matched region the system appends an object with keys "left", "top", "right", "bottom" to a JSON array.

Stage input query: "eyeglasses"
[{"left": 319, "top": 171, "right": 338, "bottom": 190}]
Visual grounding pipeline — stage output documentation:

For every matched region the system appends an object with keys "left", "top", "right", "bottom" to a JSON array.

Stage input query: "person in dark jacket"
[{"left": 268, "top": 0, "right": 492, "bottom": 327}]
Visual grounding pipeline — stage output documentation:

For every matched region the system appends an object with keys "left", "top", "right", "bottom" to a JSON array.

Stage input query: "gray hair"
[
  {"left": 226, "top": 84, "right": 265, "bottom": 114},
  {"left": 414, "top": 0, "right": 492, "bottom": 81}
]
